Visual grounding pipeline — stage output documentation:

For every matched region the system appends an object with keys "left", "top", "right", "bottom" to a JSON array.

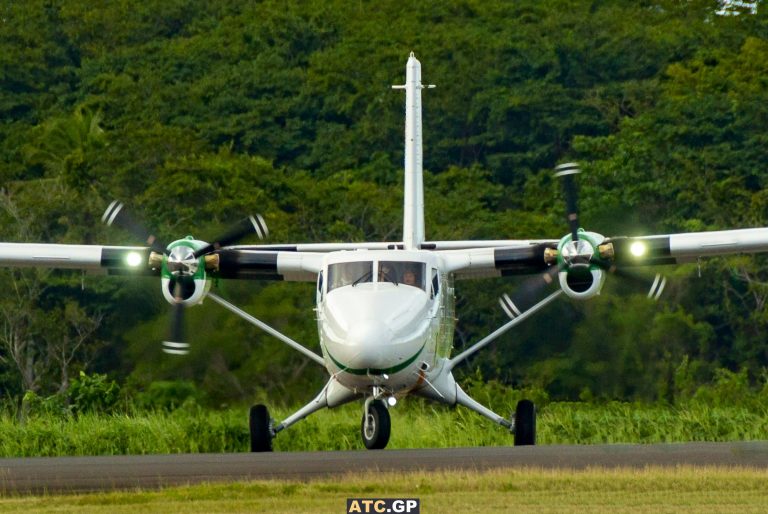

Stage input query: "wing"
[
  {"left": 439, "top": 227, "right": 768, "bottom": 279},
  {"left": 232, "top": 239, "right": 562, "bottom": 280},
  {"left": 215, "top": 249, "right": 322, "bottom": 281},
  {"left": 0, "top": 243, "right": 157, "bottom": 275},
  {"left": 0, "top": 243, "right": 323, "bottom": 282},
  {"left": 609, "top": 228, "right": 768, "bottom": 266},
  {"left": 231, "top": 239, "right": 558, "bottom": 252},
  {"left": 439, "top": 243, "right": 556, "bottom": 280}
]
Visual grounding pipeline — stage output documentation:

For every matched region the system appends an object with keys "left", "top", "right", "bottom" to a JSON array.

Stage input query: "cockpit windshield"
[
  {"left": 328, "top": 261, "right": 372, "bottom": 292},
  {"left": 326, "top": 260, "right": 427, "bottom": 293},
  {"left": 379, "top": 261, "right": 426, "bottom": 290}
]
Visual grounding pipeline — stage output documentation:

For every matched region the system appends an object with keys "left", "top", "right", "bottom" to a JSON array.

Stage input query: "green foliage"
[
  {"left": 67, "top": 371, "right": 121, "bottom": 415},
  {"left": 690, "top": 367, "right": 768, "bottom": 411},
  {"left": 541, "top": 401, "right": 768, "bottom": 445},
  {"left": 1, "top": 394, "right": 766, "bottom": 456},
  {"left": 6, "top": 468, "right": 767, "bottom": 514},
  {"left": 1, "top": 0, "right": 768, "bottom": 407},
  {"left": 461, "top": 371, "right": 551, "bottom": 413},
  {"left": 21, "top": 371, "right": 122, "bottom": 418},
  {"left": 133, "top": 380, "right": 203, "bottom": 411},
  {"left": 22, "top": 106, "right": 106, "bottom": 190},
  {"left": 0, "top": 409, "right": 248, "bottom": 457},
  {"left": 21, "top": 390, "right": 67, "bottom": 418}
]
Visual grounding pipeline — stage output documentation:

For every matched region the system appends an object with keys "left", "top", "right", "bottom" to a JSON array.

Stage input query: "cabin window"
[
  {"left": 431, "top": 268, "right": 439, "bottom": 298},
  {"left": 378, "top": 261, "right": 426, "bottom": 290},
  {"left": 327, "top": 261, "right": 373, "bottom": 292}
]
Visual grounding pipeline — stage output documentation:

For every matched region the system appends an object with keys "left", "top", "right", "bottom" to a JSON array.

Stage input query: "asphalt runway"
[{"left": 1, "top": 442, "right": 767, "bottom": 494}]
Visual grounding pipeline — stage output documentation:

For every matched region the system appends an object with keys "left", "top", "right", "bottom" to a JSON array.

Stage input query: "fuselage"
[
  {"left": 315, "top": 55, "right": 446, "bottom": 398},
  {"left": 316, "top": 250, "right": 455, "bottom": 395}
]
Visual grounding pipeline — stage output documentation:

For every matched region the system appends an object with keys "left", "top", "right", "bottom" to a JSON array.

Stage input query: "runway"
[{"left": 1, "top": 442, "right": 767, "bottom": 494}]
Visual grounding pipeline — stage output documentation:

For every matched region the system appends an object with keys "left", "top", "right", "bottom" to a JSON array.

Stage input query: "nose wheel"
[{"left": 361, "top": 399, "right": 391, "bottom": 450}]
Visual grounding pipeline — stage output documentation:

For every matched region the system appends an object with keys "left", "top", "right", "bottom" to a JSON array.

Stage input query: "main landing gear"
[
  {"left": 249, "top": 404, "right": 273, "bottom": 452},
  {"left": 361, "top": 398, "right": 391, "bottom": 450},
  {"left": 247, "top": 388, "right": 535, "bottom": 451},
  {"left": 513, "top": 399, "right": 536, "bottom": 446}
]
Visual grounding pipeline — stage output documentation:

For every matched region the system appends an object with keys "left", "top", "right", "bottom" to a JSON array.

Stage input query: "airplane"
[{"left": 2, "top": 52, "right": 768, "bottom": 451}]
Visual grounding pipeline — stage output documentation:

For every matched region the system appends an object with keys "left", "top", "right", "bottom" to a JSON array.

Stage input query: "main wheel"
[
  {"left": 361, "top": 400, "right": 391, "bottom": 450},
  {"left": 249, "top": 404, "right": 273, "bottom": 452},
  {"left": 514, "top": 399, "right": 536, "bottom": 446}
]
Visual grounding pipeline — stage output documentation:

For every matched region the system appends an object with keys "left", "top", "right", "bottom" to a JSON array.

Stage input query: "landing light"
[
  {"left": 630, "top": 241, "right": 647, "bottom": 257},
  {"left": 387, "top": 397, "right": 397, "bottom": 407},
  {"left": 126, "top": 251, "right": 143, "bottom": 267}
]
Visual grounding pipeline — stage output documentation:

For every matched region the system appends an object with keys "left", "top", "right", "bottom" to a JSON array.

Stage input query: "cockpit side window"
[
  {"left": 379, "top": 261, "right": 426, "bottom": 290},
  {"left": 431, "top": 268, "right": 439, "bottom": 298},
  {"left": 328, "top": 261, "right": 373, "bottom": 292}
]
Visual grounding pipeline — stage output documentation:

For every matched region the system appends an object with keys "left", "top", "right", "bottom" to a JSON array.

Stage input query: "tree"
[
  {"left": 22, "top": 106, "right": 106, "bottom": 191},
  {"left": 0, "top": 191, "right": 104, "bottom": 398}
]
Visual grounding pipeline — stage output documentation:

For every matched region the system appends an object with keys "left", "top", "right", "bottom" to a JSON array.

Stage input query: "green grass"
[
  {"left": 1, "top": 400, "right": 767, "bottom": 457},
  {"left": 1, "top": 467, "right": 767, "bottom": 513}
]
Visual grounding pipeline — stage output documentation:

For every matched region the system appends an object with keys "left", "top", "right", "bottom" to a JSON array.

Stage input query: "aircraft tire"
[
  {"left": 249, "top": 404, "right": 273, "bottom": 452},
  {"left": 514, "top": 399, "right": 536, "bottom": 446},
  {"left": 361, "top": 400, "right": 391, "bottom": 450}
]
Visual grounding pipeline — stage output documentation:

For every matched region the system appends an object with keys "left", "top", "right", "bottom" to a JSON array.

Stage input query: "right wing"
[
  {"left": 0, "top": 243, "right": 323, "bottom": 282},
  {"left": 0, "top": 243, "right": 157, "bottom": 275}
]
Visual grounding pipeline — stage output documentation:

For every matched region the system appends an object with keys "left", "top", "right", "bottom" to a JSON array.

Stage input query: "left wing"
[
  {"left": 610, "top": 228, "right": 768, "bottom": 265},
  {"left": 439, "top": 227, "right": 768, "bottom": 279}
]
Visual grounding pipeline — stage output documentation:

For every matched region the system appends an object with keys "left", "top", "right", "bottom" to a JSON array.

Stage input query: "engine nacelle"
[
  {"left": 558, "top": 267, "right": 605, "bottom": 300},
  {"left": 161, "top": 277, "right": 210, "bottom": 306},
  {"left": 555, "top": 229, "right": 608, "bottom": 300},
  {"left": 159, "top": 237, "right": 213, "bottom": 307}
]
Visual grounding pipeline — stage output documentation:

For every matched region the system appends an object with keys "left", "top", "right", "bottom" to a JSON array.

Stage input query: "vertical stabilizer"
[{"left": 393, "top": 53, "right": 433, "bottom": 250}]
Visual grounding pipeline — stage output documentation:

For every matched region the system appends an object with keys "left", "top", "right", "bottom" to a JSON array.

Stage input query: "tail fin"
[{"left": 393, "top": 53, "right": 434, "bottom": 250}]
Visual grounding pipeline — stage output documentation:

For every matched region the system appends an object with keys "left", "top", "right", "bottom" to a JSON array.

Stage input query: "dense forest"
[{"left": 1, "top": 0, "right": 767, "bottom": 408}]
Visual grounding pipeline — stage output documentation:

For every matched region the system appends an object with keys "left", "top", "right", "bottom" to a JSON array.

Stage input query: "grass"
[
  {"left": 1, "top": 467, "right": 767, "bottom": 513},
  {"left": 0, "top": 400, "right": 767, "bottom": 456}
]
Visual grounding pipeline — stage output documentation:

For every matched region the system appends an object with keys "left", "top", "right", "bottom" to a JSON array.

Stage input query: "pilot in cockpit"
[
  {"left": 402, "top": 266, "right": 418, "bottom": 287},
  {"left": 379, "top": 263, "right": 397, "bottom": 283}
]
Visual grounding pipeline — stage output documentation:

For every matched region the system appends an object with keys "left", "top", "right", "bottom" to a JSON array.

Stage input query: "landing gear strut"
[
  {"left": 513, "top": 399, "right": 536, "bottom": 446},
  {"left": 249, "top": 404, "right": 273, "bottom": 452},
  {"left": 361, "top": 399, "right": 391, "bottom": 450}
]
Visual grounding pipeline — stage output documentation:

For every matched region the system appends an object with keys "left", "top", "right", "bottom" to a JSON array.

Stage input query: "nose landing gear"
[{"left": 361, "top": 398, "right": 391, "bottom": 450}]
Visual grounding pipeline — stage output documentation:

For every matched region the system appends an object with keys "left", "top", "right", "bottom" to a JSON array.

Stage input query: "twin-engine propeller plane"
[{"left": 3, "top": 53, "right": 768, "bottom": 450}]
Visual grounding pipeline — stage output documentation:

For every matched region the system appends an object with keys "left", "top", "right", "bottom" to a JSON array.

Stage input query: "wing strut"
[
  {"left": 447, "top": 290, "right": 562, "bottom": 371},
  {"left": 207, "top": 292, "right": 325, "bottom": 366}
]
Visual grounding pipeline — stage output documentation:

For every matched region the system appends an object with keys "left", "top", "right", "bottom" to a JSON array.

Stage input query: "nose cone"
[{"left": 345, "top": 319, "right": 394, "bottom": 369}]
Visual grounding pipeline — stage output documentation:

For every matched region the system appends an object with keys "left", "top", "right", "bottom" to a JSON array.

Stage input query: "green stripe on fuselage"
[{"left": 326, "top": 342, "right": 426, "bottom": 376}]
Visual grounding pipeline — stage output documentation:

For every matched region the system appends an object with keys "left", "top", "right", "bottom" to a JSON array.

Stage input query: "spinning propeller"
[
  {"left": 500, "top": 163, "right": 666, "bottom": 319},
  {"left": 102, "top": 201, "right": 268, "bottom": 354}
]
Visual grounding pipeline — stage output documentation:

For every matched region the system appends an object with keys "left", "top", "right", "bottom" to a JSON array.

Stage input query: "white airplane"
[{"left": 3, "top": 53, "right": 768, "bottom": 451}]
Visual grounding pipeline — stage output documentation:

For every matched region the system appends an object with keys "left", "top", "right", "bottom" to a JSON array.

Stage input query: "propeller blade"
[
  {"left": 102, "top": 200, "right": 167, "bottom": 254},
  {"left": 591, "top": 256, "right": 667, "bottom": 301},
  {"left": 162, "top": 281, "right": 188, "bottom": 355},
  {"left": 500, "top": 266, "right": 560, "bottom": 319},
  {"left": 554, "top": 163, "right": 581, "bottom": 242},
  {"left": 647, "top": 273, "right": 667, "bottom": 300},
  {"left": 193, "top": 215, "right": 269, "bottom": 258},
  {"left": 162, "top": 339, "right": 190, "bottom": 355},
  {"left": 614, "top": 268, "right": 667, "bottom": 301}
]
